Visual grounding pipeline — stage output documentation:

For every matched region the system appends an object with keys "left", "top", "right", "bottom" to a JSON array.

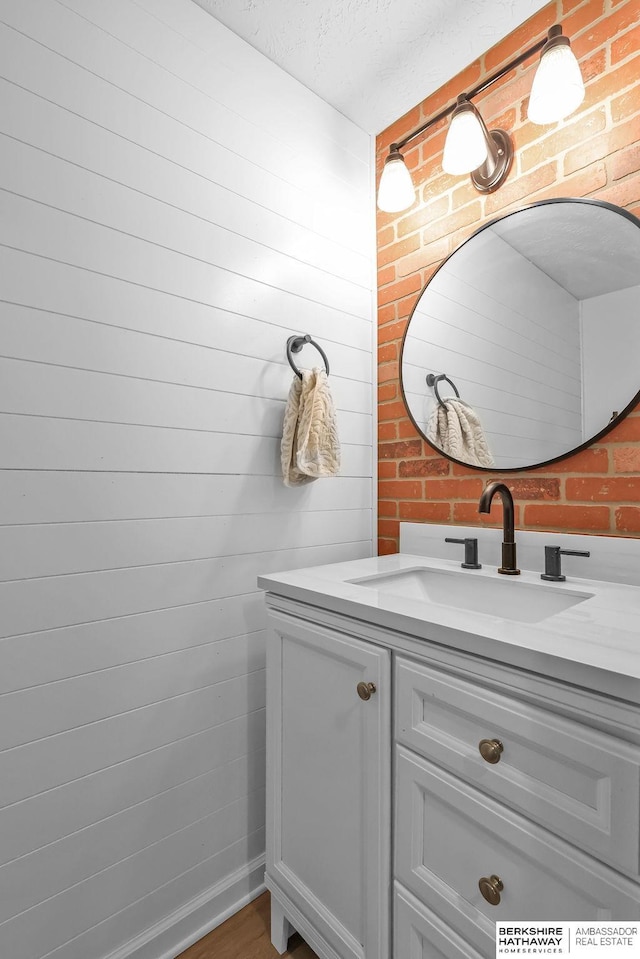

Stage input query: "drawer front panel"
[
  {"left": 395, "top": 657, "right": 640, "bottom": 875},
  {"left": 395, "top": 747, "right": 640, "bottom": 956},
  {"left": 394, "top": 882, "right": 484, "bottom": 959}
]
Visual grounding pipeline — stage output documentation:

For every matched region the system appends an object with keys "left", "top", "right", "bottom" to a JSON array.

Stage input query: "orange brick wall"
[{"left": 376, "top": 0, "right": 640, "bottom": 555}]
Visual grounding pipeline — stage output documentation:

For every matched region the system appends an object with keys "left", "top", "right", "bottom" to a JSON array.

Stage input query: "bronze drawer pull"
[
  {"left": 479, "top": 738, "right": 504, "bottom": 764},
  {"left": 357, "top": 681, "right": 376, "bottom": 701},
  {"left": 478, "top": 874, "right": 504, "bottom": 905}
]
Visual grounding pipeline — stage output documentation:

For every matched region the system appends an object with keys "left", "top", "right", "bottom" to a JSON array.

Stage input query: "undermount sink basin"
[{"left": 349, "top": 567, "right": 594, "bottom": 624}]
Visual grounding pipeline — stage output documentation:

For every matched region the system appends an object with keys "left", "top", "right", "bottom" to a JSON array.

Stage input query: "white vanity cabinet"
[
  {"left": 262, "top": 592, "right": 640, "bottom": 959},
  {"left": 265, "top": 604, "right": 391, "bottom": 959}
]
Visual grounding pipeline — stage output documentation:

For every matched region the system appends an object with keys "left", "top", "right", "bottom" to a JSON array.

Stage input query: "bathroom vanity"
[{"left": 258, "top": 527, "right": 640, "bottom": 959}]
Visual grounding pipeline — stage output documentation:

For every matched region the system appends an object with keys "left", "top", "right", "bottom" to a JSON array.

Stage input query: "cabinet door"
[{"left": 266, "top": 609, "right": 391, "bottom": 959}]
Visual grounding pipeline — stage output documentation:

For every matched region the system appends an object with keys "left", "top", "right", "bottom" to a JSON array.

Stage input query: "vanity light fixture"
[
  {"left": 442, "top": 96, "right": 491, "bottom": 175},
  {"left": 528, "top": 24, "right": 586, "bottom": 124},
  {"left": 442, "top": 95, "right": 513, "bottom": 194},
  {"left": 377, "top": 144, "right": 416, "bottom": 213},
  {"left": 377, "top": 24, "right": 585, "bottom": 212}
]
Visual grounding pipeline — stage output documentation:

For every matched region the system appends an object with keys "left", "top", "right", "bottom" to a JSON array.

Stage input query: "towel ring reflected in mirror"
[
  {"left": 426, "top": 373, "right": 460, "bottom": 409},
  {"left": 286, "top": 334, "right": 330, "bottom": 380},
  {"left": 400, "top": 197, "right": 640, "bottom": 472}
]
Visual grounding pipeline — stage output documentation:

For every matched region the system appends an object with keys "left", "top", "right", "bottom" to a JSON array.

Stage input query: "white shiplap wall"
[
  {"left": 581, "top": 284, "right": 640, "bottom": 440},
  {"left": 0, "top": 1, "right": 374, "bottom": 957}
]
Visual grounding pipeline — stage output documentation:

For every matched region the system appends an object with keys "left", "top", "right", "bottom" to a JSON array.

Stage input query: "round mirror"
[{"left": 400, "top": 198, "right": 640, "bottom": 471}]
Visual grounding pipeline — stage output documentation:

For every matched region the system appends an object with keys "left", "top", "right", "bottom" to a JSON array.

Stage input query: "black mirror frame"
[{"left": 399, "top": 196, "right": 640, "bottom": 473}]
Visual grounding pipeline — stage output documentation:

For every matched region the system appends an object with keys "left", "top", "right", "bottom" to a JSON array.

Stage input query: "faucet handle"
[
  {"left": 541, "top": 546, "right": 590, "bottom": 582},
  {"left": 445, "top": 536, "right": 481, "bottom": 569}
]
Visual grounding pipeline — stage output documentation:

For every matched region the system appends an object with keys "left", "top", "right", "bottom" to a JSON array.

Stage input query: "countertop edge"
[{"left": 257, "top": 557, "right": 640, "bottom": 710}]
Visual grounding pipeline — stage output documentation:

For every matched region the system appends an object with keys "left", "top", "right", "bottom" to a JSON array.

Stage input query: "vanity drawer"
[
  {"left": 395, "top": 657, "right": 640, "bottom": 875},
  {"left": 394, "top": 882, "right": 483, "bottom": 959},
  {"left": 395, "top": 747, "right": 640, "bottom": 957}
]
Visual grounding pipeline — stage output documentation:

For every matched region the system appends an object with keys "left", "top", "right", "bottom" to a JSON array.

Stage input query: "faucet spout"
[{"left": 478, "top": 481, "right": 520, "bottom": 575}]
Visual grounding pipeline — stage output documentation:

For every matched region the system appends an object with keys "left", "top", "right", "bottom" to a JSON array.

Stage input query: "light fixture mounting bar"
[{"left": 394, "top": 33, "right": 549, "bottom": 153}]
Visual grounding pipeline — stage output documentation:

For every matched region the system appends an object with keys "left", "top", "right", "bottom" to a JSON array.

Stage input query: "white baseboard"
[{"left": 105, "top": 854, "right": 266, "bottom": 959}]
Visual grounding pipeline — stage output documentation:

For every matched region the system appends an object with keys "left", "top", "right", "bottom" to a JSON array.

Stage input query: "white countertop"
[{"left": 258, "top": 553, "right": 640, "bottom": 706}]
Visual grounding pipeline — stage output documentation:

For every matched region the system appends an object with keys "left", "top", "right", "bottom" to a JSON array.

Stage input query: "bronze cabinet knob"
[
  {"left": 479, "top": 738, "right": 504, "bottom": 764},
  {"left": 357, "top": 681, "right": 376, "bottom": 701},
  {"left": 478, "top": 874, "right": 504, "bottom": 906}
]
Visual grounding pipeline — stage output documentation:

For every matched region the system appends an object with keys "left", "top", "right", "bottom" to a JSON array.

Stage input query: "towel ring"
[
  {"left": 426, "top": 373, "right": 460, "bottom": 409},
  {"left": 286, "top": 334, "right": 330, "bottom": 379}
]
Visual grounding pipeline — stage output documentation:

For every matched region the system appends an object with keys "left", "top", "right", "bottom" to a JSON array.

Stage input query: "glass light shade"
[
  {"left": 377, "top": 154, "right": 415, "bottom": 213},
  {"left": 528, "top": 42, "right": 585, "bottom": 124},
  {"left": 442, "top": 107, "right": 488, "bottom": 175}
]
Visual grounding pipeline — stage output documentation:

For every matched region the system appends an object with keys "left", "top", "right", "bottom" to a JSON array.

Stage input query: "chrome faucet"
[{"left": 478, "top": 481, "right": 520, "bottom": 575}]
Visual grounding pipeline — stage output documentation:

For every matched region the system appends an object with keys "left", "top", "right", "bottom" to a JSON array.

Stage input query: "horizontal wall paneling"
[{"left": 0, "top": 0, "right": 373, "bottom": 954}]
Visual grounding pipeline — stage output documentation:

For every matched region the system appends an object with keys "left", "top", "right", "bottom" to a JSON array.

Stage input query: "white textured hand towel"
[
  {"left": 281, "top": 368, "right": 341, "bottom": 486},
  {"left": 426, "top": 398, "right": 494, "bottom": 467}
]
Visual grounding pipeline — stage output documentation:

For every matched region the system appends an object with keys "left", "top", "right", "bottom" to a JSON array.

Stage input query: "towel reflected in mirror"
[{"left": 426, "top": 398, "right": 494, "bottom": 468}]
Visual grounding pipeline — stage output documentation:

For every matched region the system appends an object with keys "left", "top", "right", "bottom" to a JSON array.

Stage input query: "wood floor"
[{"left": 177, "top": 891, "right": 320, "bottom": 959}]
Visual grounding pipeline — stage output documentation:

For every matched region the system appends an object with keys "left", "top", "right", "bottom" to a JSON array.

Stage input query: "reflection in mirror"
[{"left": 400, "top": 199, "right": 640, "bottom": 471}]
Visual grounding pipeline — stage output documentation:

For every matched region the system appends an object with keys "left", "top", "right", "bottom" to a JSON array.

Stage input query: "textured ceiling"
[{"left": 191, "top": 0, "right": 550, "bottom": 134}]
